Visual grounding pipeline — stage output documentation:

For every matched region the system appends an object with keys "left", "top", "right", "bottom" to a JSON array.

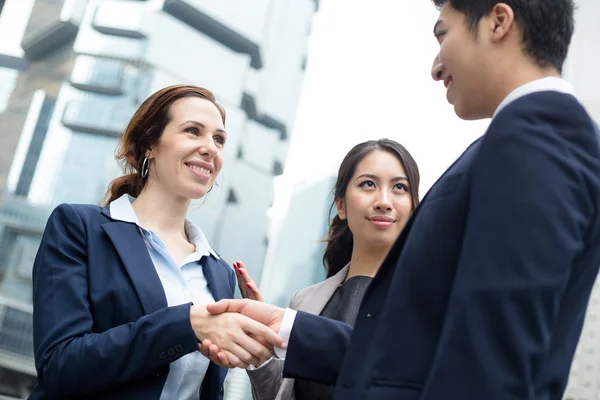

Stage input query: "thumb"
[{"left": 206, "top": 299, "right": 250, "bottom": 315}]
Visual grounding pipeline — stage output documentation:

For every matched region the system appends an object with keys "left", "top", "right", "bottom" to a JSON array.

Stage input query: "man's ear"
[{"left": 489, "top": 3, "right": 515, "bottom": 43}]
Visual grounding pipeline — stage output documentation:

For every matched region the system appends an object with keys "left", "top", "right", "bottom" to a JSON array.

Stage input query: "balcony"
[
  {"left": 92, "top": 0, "right": 146, "bottom": 39},
  {"left": 70, "top": 55, "right": 126, "bottom": 95},
  {"left": 0, "top": 298, "right": 34, "bottom": 377},
  {"left": 61, "top": 98, "right": 135, "bottom": 137},
  {"left": 20, "top": 0, "right": 87, "bottom": 60},
  {"left": 163, "top": 0, "right": 263, "bottom": 68}
]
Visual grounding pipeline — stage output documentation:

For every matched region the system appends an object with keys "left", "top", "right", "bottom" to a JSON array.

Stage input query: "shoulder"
[{"left": 290, "top": 270, "right": 346, "bottom": 309}]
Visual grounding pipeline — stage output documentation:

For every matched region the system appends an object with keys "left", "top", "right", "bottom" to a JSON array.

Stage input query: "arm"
[
  {"left": 33, "top": 205, "right": 280, "bottom": 398},
  {"left": 246, "top": 290, "right": 301, "bottom": 400},
  {"left": 420, "top": 115, "right": 594, "bottom": 399},
  {"left": 283, "top": 311, "right": 353, "bottom": 386},
  {"left": 32, "top": 204, "right": 200, "bottom": 398}
]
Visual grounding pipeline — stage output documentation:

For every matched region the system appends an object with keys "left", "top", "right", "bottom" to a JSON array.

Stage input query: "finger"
[
  {"left": 245, "top": 281, "right": 264, "bottom": 302},
  {"left": 217, "top": 351, "right": 232, "bottom": 367},
  {"left": 234, "top": 331, "right": 273, "bottom": 362},
  {"left": 233, "top": 262, "right": 248, "bottom": 298},
  {"left": 241, "top": 317, "right": 285, "bottom": 349},
  {"left": 223, "top": 350, "right": 249, "bottom": 369},
  {"left": 227, "top": 341, "right": 261, "bottom": 367},
  {"left": 206, "top": 299, "right": 251, "bottom": 315}
]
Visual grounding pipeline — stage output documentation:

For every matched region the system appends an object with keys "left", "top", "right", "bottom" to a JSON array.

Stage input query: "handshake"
[{"left": 190, "top": 299, "right": 286, "bottom": 369}]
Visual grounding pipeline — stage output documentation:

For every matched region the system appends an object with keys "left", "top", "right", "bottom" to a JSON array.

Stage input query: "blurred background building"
[
  {"left": 562, "top": 1, "right": 600, "bottom": 398},
  {"left": 0, "top": 0, "right": 599, "bottom": 399},
  {"left": 0, "top": 0, "right": 318, "bottom": 398}
]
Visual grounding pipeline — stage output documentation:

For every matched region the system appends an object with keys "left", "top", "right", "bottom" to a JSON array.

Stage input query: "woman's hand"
[
  {"left": 189, "top": 305, "right": 281, "bottom": 368},
  {"left": 234, "top": 261, "right": 264, "bottom": 302}
]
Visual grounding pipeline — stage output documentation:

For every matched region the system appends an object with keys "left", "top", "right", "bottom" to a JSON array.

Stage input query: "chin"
[{"left": 454, "top": 102, "right": 490, "bottom": 121}]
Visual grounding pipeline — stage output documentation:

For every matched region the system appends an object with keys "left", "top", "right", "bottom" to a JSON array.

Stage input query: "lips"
[
  {"left": 185, "top": 160, "right": 213, "bottom": 180},
  {"left": 444, "top": 75, "right": 453, "bottom": 89},
  {"left": 368, "top": 216, "right": 395, "bottom": 228}
]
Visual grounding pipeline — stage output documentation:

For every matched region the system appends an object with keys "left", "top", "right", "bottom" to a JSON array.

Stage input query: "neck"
[
  {"left": 489, "top": 58, "right": 561, "bottom": 116},
  {"left": 132, "top": 183, "right": 190, "bottom": 238},
  {"left": 345, "top": 242, "right": 390, "bottom": 280}
]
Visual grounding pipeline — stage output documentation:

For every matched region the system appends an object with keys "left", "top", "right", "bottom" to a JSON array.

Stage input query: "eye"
[
  {"left": 394, "top": 183, "right": 408, "bottom": 192},
  {"left": 184, "top": 127, "right": 199, "bottom": 136},
  {"left": 214, "top": 135, "right": 226, "bottom": 146},
  {"left": 435, "top": 31, "right": 446, "bottom": 44},
  {"left": 359, "top": 180, "right": 375, "bottom": 188}
]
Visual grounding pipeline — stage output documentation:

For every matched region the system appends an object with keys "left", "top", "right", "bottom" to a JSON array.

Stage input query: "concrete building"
[{"left": 0, "top": 0, "right": 317, "bottom": 397}]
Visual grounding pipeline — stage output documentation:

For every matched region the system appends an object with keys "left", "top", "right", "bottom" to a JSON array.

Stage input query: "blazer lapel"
[
  {"left": 201, "top": 257, "right": 229, "bottom": 302},
  {"left": 301, "top": 265, "right": 349, "bottom": 315},
  {"left": 100, "top": 207, "right": 167, "bottom": 315}
]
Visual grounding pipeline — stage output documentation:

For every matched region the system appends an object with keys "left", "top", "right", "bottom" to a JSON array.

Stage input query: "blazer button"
[
  {"left": 167, "top": 348, "right": 176, "bottom": 356},
  {"left": 159, "top": 351, "right": 166, "bottom": 360},
  {"left": 175, "top": 344, "right": 183, "bottom": 352},
  {"left": 366, "top": 313, "right": 372, "bottom": 318}
]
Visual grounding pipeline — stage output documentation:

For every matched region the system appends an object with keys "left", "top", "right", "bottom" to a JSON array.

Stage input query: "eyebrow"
[
  {"left": 180, "top": 120, "right": 227, "bottom": 135},
  {"left": 433, "top": 20, "right": 444, "bottom": 36},
  {"left": 355, "top": 173, "right": 409, "bottom": 183}
]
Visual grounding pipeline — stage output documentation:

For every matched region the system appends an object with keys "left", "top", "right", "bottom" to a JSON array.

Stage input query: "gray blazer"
[{"left": 246, "top": 265, "right": 349, "bottom": 400}]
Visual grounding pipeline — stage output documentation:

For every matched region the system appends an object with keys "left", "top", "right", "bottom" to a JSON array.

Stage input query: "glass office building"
[{"left": 0, "top": 0, "right": 317, "bottom": 397}]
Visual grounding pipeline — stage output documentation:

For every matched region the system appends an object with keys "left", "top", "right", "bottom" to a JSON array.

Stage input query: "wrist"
[{"left": 189, "top": 304, "right": 210, "bottom": 340}]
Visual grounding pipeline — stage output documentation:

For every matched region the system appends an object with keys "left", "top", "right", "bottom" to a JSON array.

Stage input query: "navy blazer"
[
  {"left": 284, "top": 91, "right": 600, "bottom": 399},
  {"left": 29, "top": 203, "right": 235, "bottom": 400}
]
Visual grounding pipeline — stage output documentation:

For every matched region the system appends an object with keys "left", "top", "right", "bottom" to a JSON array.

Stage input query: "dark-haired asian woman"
[{"left": 233, "top": 139, "right": 420, "bottom": 400}]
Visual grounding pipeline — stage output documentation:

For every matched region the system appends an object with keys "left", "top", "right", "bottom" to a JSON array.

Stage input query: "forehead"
[
  {"left": 169, "top": 97, "right": 224, "bottom": 126},
  {"left": 355, "top": 150, "right": 406, "bottom": 176}
]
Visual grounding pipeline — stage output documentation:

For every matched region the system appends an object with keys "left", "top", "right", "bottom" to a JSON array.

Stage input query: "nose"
[
  {"left": 198, "top": 136, "right": 219, "bottom": 158},
  {"left": 374, "top": 190, "right": 392, "bottom": 212},
  {"left": 431, "top": 54, "right": 445, "bottom": 81}
]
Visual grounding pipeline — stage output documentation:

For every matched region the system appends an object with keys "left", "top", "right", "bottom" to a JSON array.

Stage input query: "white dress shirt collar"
[
  {"left": 109, "top": 194, "right": 219, "bottom": 259},
  {"left": 493, "top": 76, "right": 575, "bottom": 118}
]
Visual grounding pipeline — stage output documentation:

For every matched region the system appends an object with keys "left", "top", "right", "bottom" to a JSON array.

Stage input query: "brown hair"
[
  {"left": 104, "top": 85, "right": 226, "bottom": 205},
  {"left": 323, "top": 139, "right": 420, "bottom": 278}
]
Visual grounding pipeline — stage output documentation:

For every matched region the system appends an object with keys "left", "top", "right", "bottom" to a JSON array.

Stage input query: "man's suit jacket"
[
  {"left": 283, "top": 91, "right": 600, "bottom": 400},
  {"left": 247, "top": 265, "right": 350, "bottom": 400},
  {"left": 30, "top": 203, "right": 235, "bottom": 400}
]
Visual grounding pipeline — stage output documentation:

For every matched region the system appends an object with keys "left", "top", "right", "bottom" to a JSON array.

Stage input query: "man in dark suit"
[{"left": 204, "top": 1, "right": 600, "bottom": 399}]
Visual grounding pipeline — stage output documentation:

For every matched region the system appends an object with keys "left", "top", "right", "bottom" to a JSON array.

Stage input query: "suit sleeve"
[
  {"left": 247, "top": 290, "right": 301, "bottom": 400},
  {"left": 32, "top": 204, "right": 200, "bottom": 398},
  {"left": 420, "top": 113, "right": 594, "bottom": 399},
  {"left": 283, "top": 311, "right": 353, "bottom": 386}
]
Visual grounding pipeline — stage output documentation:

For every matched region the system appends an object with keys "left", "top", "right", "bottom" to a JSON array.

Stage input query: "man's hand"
[
  {"left": 207, "top": 299, "right": 285, "bottom": 334},
  {"left": 190, "top": 305, "right": 283, "bottom": 368}
]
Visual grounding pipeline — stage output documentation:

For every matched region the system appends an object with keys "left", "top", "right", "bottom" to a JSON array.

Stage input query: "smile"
[{"left": 185, "top": 162, "right": 212, "bottom": 181}]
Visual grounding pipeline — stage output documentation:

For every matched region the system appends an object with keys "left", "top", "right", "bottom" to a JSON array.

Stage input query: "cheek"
[{"left": 394, "top": 197, "right": 413, "bottom": 223}]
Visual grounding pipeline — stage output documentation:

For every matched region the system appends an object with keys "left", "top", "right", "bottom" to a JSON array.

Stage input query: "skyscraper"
[{"left": 0, "top": 0, "right": 317, "bottom": 397}]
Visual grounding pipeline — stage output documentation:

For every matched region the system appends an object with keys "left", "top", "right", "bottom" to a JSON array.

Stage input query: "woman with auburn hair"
[
  {"left": 203, "top": 138, "right": 420, "bottom": 400},
  {"left": 30, "top": 85, "right": 282, "bottom": 400}
]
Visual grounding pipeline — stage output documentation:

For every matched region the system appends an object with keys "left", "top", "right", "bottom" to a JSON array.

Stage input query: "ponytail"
[{"left": 104, "top": 173, "right": 145, "bottom": 205}]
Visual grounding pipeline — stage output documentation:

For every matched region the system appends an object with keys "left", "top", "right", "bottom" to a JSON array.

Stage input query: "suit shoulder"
[{"left": 290, "top": 275, "right": 339, "bottom": 308}]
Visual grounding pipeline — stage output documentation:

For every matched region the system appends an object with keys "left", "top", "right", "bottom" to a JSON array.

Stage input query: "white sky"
[{"left": 273, "top": 0, "right": 489, "bottom": 216}]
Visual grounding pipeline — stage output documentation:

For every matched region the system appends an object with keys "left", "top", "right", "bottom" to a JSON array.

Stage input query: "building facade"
[{"left": 0, "top": 0, "right": 317, "bottom": 397}]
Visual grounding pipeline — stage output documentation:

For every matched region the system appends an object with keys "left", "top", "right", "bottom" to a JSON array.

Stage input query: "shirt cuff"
[{"left": 274, "top": 308, "right": 297, "bottom": 359}]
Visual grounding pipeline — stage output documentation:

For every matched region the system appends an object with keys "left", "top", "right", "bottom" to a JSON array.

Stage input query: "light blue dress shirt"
[{"left": 110, "top": 194, "right": 219, "bottom": 400}]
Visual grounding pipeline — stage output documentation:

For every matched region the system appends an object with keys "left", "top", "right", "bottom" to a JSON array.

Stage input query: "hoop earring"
[{"left": 141, "top": 157, "right": 150, "bottom": 178}]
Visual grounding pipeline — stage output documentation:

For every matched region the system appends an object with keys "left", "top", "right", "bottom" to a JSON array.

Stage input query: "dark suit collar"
[
  {"left": 101, "top": 219, "right": 168, "bottom": 315},
  {"left": 101, "top": 202, "right": 230, "bottom": 308}
]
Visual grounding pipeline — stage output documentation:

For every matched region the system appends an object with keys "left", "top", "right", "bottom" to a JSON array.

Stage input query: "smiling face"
[
  {"left": 336, "top": 150, "right": 413, "bottom": 252},
  {"left": 145, "top": 96, "right": 226, "bottom": 200},
  {"left": 430, "top": 2, "right": 496, "bottom": 120}
]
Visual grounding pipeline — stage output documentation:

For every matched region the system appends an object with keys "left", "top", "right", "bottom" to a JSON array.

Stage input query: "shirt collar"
[
  {"left": 493, "top": 76, "right": 576, "bottom": 118},
  {"left": 109, "top": 194, "right": 220, "bottom": 259}
]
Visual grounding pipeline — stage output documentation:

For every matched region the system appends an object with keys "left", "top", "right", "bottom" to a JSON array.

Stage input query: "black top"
[{"left": 294, "top": 275, "right": 373, "bottom": 400}]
